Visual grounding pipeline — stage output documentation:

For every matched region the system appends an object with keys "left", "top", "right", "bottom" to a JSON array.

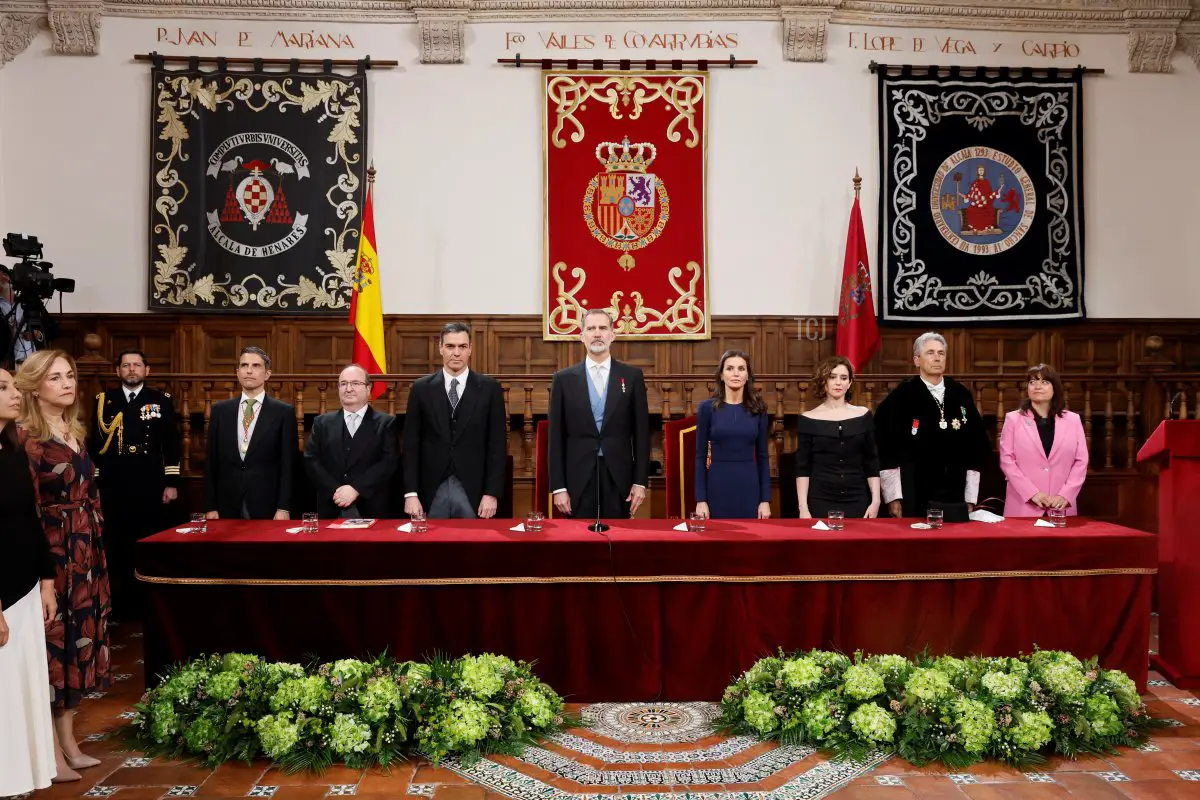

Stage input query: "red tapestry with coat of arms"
[{"left": 543, "top": 72, "right": 709, "bottom": 340}]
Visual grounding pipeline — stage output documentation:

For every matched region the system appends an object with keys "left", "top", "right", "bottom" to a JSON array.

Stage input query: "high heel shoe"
[
  {"left": 52, "top": 764, "right": 82, "bottom": 782},
  {"left": 65, "top": 753, "right": 102, "bottom": 769}
]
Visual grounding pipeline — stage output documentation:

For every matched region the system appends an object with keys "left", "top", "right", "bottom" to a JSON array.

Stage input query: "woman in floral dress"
[{"left": 15, "top": 349, "right": 110, "bottom": 775}]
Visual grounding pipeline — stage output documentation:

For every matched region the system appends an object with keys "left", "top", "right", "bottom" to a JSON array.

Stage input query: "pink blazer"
[{"left": 998, "top": 409, "right": 1090, "bottom": 517}]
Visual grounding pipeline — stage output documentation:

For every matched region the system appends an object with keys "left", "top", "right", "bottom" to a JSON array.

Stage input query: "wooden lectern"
[{"left": 1137, "top": 420, "right": 1200, "bottom": 688}]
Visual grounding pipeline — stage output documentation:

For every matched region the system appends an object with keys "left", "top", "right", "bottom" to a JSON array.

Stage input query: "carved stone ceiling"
[{"left": 1, "top": 0, "right": 1198, "bottom": 70}]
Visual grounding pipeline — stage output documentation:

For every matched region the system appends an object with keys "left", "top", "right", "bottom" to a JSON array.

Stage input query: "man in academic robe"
[
  {"left": 548, "top": 308, "right": 650, "bottom": 520},
  {"left": 873, "top": 332, "right": 993, "bottom": 518},
  {"left": 304, "top": 364, "right": 397, "bottom": 519},
  {"left": 403, "top": 322, "right": 507, "bottom": 519},
  {"left": 89, "top": 348, "right": 181, "bottom": 617},
  {"left": 203, "top": 346, "right": 297, "bottom": 520}
]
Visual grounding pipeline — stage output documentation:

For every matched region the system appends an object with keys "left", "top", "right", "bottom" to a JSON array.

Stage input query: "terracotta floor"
[{"left": 14, "top": 619, "right": 1200, "bottom": 800}]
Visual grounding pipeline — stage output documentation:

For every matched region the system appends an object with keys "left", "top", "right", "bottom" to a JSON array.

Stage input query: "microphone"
[
  {"left": 1169, "top": 392, "right": 1183, "bottom": 420},
  {"left": 589, "top": 441, "right": 609, "bottom": 533}
]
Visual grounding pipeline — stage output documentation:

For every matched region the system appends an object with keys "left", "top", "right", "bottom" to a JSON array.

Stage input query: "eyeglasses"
[{"left": 338, "top": 381, "right": 368, "bottom": 389}]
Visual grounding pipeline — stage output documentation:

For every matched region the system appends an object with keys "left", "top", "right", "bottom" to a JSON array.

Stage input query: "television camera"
[{"left": 1, "top": 233, "right": 76, "bottom": 369}]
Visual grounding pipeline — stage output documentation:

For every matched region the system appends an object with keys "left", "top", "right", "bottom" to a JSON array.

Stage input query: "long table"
[{"left": 136, "top": 517, "right": 1156, "bottom": 700}]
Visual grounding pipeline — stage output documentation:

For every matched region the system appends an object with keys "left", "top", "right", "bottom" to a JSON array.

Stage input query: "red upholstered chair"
[
  {"left": 534, "top": 419, "right": 552, "bottom": 517},
  {"left": 662, "top": 415, "right": 698, "bottom": 519}
]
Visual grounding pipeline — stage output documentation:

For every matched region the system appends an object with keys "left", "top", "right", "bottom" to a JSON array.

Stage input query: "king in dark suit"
[
  {"left": 549, "top": 309, "right": 650, "bottom": 519},
  {"left": 88, "top": 348, "right": 181, "bottom": 617},
  {"left": 203, "top": 346, "right": 297, "bottom": 520},
  {"left": 403, "top": 322, "right": 507, "bottom": 519},
  {"left": 304, "top": 364, "right": 398, "bottom": 518}
]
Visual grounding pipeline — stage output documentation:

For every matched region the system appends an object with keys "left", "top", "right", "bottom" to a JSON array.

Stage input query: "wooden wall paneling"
[{"left": 961, "top": 330, "right": 1042, "bottom": 375}]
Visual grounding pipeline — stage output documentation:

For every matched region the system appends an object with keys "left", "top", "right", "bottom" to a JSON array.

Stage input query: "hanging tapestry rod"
[
  {"left": 135, "top": 52, "right": 398, "bottom": 68},
  {"left": 498, "top": 55, "right": 756, "bottom": 69},
  {"left": 868, "top": 60, "right": 1104, "bottom": 76}
]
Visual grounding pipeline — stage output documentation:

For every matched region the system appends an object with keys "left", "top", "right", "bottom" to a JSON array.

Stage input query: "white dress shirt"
[
  {"left": 238, "top": 391, "right": 266, "bottom": 458},
  {"left": 444, "top": 367, "right": 469, "bottom": 403},
  {"left": 124, "top": 384, "right": 143, "bottom": 403},
  {"left": 343, "top": 406, "right": 366, "bottom": 437}
]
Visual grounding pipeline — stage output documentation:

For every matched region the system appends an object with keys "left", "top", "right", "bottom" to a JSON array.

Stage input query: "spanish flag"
[{"left": 351, "top": 171, "right": 387, "bottom": 399}]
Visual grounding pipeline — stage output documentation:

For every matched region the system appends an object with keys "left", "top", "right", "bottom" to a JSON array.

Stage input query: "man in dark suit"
[
  {"left": 304, "top": 364, "right": 398, "bottom": 518},
  {"left": 549, "top": 309, "right": 649, "bottom": 519},
  {"left": 89, "top": 348, "right": 181, "bottom": 617},
  {"left": 403, "top": 321, "right": 507, "bottom": 519},
  {"left": 203, "top": 346, "right": 297, "bottom": 520}
]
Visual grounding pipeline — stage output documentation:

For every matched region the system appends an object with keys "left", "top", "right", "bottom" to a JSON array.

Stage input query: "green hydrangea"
[
  {"left": 742, "top": 690, "right": 778, "bottom": 734},
  {"left": 263, "top": 663, "right": 306, "bottom": 684},
  {"left": 745, "top": 657, "right": 781, "bottom": 689},
  {"left": 980, "top": 671, "right": 1024, "bottom": 702},
  {"left": 1008, "top": 710, "right": 1054, "bottom": 751},
  {"left": 406, "top": 662, "right": 432, "bottom": 682},
  {"left": 779, "top": 658, "right": 823, "bottom": 692},
  {"left": 459, "top": 654, "right": 513, "bottom": 699},
  {"left": 843, "top": 665, "right": 885, "bottom": 700},
  {"left": 358, "top": 677, "right": 402, "bottom": 723},
  {"left": 518, "top": 688, "right": 555, "bottom": 728},
  {"left": 952, "top": 697, "right": 995, "bottom": 753},
  {"left": 868, "top": 654, "right": 912, "bottom": 683},
  {"left": 204, "top": 671, "right": 242, "bottom": 702},
  {"left": 330, "top": 659, "right": 372, "bottom": 685},
  {"left": 221, "top": 653, "right": 260, "bottom": 673},
  {"left": 1103, "top": 670, "right": 1141, "bottom": 714},
  {"left": 1028, "top": 650, "right": 1083, "bottom": 673},
  {"left": 184, "top": 709, "right": 223, "bottom": 753},
  {"left": 444, "top": 698, "right": 493, "bottom": 749},
  {"left": 809, "top": 651, "right": 851, "bottom": 673},
  {"left": 1085, "top": 694, "right": 1123, "bottom": 737},
  {"left": 905, "top": 668, "right": 953, "bottom": 703},
  {"left": 848, "top": 703, "right": 897, "bottom": 743},
  {"left": 800, "top": 691, "right": 841, "bottom": 740},
  {"left": 932, "top": 656, "right": 970, "bottom": 684},
  {"left": 330, "top": 713, "right": 372, "bottom": 755},
  {"left": 149, "top": 700, "right": 179, "bottom": 744},
  {"left": 159, "top": 669, "right": 206, "bottom": 703},
  {"left": 257, "top": 712, "right": 300, "bottom": 759},
  {"left": 1039, "top": 663, "right": 1087, "bottom": 699},
  {"left": 271, "top": 676, "right": 332, "bottom": 713}
]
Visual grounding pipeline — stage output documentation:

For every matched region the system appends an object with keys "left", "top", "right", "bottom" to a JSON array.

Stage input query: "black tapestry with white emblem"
[
  {"left": 877, "top": 66, "right": 1085, "bottom": 324},
  {"left": 148, "top": 59, "right": 368, "bottom": 313}
]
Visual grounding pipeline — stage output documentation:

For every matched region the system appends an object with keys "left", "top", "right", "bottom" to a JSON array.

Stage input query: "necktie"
[
  {"left": 449, "top": 378, "right": 460, "bottom": 410},
  {"left": 593, "top": 365, "right": 605, "bottom": 395},
  {"left": 242, "top": 398, "right": 257, "bottom": 436},
  {"left": 127, "top": 391, "right": 137, "bottom": 404},
  {"left": 347, "top": 412, "right": 359, "bottom": 437}
]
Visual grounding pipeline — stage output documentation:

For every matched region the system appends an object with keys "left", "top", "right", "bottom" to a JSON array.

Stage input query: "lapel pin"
[{"left": 620, "top": 378, "right": 626, "bottom": 394}]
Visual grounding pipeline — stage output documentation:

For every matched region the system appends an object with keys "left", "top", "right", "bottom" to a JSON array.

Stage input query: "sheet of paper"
[
  {"left": 673, "top": 522, "right": 689, "bottom": 531},
  {"left": 396, "top": 523, "right": 414, "bottom": 532},
  {"left": 509, "top": 523, "right": 526, "bottom": 532},
  {"left": 811, "top": 520, "right": 831, "bottom": 530},
  {"left": 1033, "top": 518, "right": 1056, "bottom": 527}
]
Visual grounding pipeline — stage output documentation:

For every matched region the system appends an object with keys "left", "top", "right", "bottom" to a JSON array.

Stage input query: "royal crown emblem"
[{"left": 583, "top": 136, "right": 670, "bottom": 270}]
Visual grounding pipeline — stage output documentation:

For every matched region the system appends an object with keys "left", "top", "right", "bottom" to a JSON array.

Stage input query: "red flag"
[{"left": 835, "top": 194, "right": 880, "bottom": 371}]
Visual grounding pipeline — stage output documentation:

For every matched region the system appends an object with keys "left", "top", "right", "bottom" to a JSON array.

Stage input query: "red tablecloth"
[{"left": 137, "top": 518, "right": 1155, "bottom": 700}]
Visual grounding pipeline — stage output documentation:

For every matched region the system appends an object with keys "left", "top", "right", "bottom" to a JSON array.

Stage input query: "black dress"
[
  {"left": 0, "top": 427, "right": 54, "bottom": 611},
  {"left": 795, "top": 413, "right": 880, "bottom": 518}
]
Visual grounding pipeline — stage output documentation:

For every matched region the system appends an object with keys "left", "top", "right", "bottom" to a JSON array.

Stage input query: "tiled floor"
[{"left": 14, "top": 619, "right": 1200, "bottom": 800}]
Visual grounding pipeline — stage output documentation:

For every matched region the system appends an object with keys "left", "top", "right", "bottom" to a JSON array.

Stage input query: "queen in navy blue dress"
[{"left": 694, "top": 351, "right": 772, "bottom": 520}]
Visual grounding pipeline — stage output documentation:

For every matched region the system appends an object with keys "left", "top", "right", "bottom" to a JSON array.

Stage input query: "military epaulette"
[{"left": 164, "top": 465, "right": 181, "bottom": 475}]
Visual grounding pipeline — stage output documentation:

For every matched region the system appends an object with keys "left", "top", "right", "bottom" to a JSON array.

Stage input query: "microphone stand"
[{"left": 589, "top": 444, "right": 609, "bottom": 533}]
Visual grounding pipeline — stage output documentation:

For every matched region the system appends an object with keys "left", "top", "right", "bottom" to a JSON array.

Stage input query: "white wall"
[{"left": 1, "top": 17, "right": 1198, "bottom": 317}]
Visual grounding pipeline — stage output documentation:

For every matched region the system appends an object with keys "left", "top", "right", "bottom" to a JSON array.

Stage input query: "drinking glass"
[
  {"left": 826, "top": 509, "right": 845, "bottom": 531},
  {"left": 686, "top": 512, "right": 707, "bottom": 533},
  {"left": 1048, "top": 507, "right": 1067, "bottom": 528},
  {"left": 410, "top": 512, "right": 429, "bottom": 533},
  {"left": 189, "top": 512, "right": 207, "bottom": 535},
  {"left": 302, "top": 512, "right": 319, "bottom": 534},
  {"left": 926, "top": 508, "right": 944, "bottom": 530},
  {"left": 525, "top": 511, "right": 545, "bottom": 533}
]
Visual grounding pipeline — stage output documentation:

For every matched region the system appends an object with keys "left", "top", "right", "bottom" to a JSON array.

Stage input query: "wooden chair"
[{"left": 662, "top": 415, "right": 698, "bottom": 519}]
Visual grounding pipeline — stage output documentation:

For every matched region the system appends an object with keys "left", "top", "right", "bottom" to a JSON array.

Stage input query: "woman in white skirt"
[{"left": 0, "top": 365, "right": 61, "bottom": 792}]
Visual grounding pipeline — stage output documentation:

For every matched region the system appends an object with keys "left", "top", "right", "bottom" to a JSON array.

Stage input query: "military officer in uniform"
[{"left": 88, "top": 349, "right": 181, "bottom": 619}]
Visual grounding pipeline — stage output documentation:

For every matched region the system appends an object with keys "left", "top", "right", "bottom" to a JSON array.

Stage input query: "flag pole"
[{"left": 853, "top": 167, "right": 861, "bottom": 199}]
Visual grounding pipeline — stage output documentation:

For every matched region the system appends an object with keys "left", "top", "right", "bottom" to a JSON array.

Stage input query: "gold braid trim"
[
  {"left": 136, "top": 567, "right": 1156, "bottom": 587},
  {"left": 95, "top": 393, "right": 123, "bottom": 456}
]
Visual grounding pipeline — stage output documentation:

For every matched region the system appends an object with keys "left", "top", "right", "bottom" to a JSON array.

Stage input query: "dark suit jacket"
[
  {"left": 402, "top": 370, "right": 507, "bottom": 511},
  {"left": 203, "top": 394, "right": 297, "bottom": 519},
  {"left": 548, "top": 359, "right": 649, "bottom": 509},
  {"left": 304, "top": 406, "right": 398, "bottom": 519}
]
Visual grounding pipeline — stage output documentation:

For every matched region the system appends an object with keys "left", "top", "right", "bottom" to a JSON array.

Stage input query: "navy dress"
[
  {"left": 694, "top": 399, "right": 771, "bottom": 519},
  {"left": 795, "top": 413, "right": 880, "bottom": 518}
]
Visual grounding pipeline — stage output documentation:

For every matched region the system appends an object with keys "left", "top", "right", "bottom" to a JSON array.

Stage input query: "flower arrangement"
[
  {"left": 125, "top": 652, "right": 567, "bottom": 772},
  {"left": 717, "top": 648, "right": 1163, "bottom": 767}
]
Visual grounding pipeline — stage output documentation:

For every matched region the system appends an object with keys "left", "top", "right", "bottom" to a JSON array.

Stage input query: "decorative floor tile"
[
  {"left": 117, "top": 710, "right": 139, "bottom": 719},
  {"left": 1175, "top": 698, "right": 1200, "bottom": 707},
  {"left": 1091, "top": 771, "right": 1130, "bottom": 782},
  {"left": 406, "top": 784, "right": 437, "bottom": 796},
  {"left": 328, "top": 786, "right": 358, "bottom": 795},
  {"left": 1025, "top": 773, "right": 1056, "bottom": 783},
  {"left": 114, "top": 673, "right": 134, "bottom": 681},
  {"left": 85, "top": 691, "right": 107, "bottom": 699},
  {"left": 130, "top": 632, "right": 144, "bottom": 638},
  {"left": 84, "top": 733, "right": 110, "bottom": 742},
  {"left": 247, "top": 787, "right": 279, "bottom": 797},
  {"left": 83, "top": 787, "right": 117, "bottom": 798},
  {"left": 874, "top": 775, "right": 904, "bottom": 786},
  {"left": 1137, "top": 742, "right": 1162, "bottom": 752},
  {"left": 1161, "top": 718, "right": 1187, "bottom": 727},
  {"left": 581, "top": 702, "right": 721, "bottom": 744},
  {"left": 135, "top": 658, "right": 145, "bottom": 664},
  {"left": 547, "top": 732, "right": 761, "bottom": 763},
  {"left": 1176, "top": 770, "right": 1200, "bottom": 781},
  {"left": 166, "top": 787, "right": 199, "bottom": 797},
  {"left": 515, "top": 743, "right": 816, "bottom": 785},
  {"left": 1148, "top": 679, "right": 1174, "bottom": 687},
  {"left": 111, "top": 644, "right": 127, "bottom": 651},
  {"left": 947, "top": 774, "right": 978, "bottom": 785},
  {"left": 122, "top": 756, "right": 153, "bottom": 767}
]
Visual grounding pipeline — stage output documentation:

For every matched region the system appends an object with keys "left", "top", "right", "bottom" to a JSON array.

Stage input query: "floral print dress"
[{"left": 19, "top": 427, "right": 112, "bottom": 709}]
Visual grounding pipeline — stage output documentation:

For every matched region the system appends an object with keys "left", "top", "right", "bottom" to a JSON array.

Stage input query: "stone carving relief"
[{"left": 0, "top": 11, "right": 44, "bottom": 66}]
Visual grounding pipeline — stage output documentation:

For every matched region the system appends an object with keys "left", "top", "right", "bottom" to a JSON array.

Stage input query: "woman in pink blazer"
[{"left": 999, "top": 364, "right": 1090, "bottom": 517}]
